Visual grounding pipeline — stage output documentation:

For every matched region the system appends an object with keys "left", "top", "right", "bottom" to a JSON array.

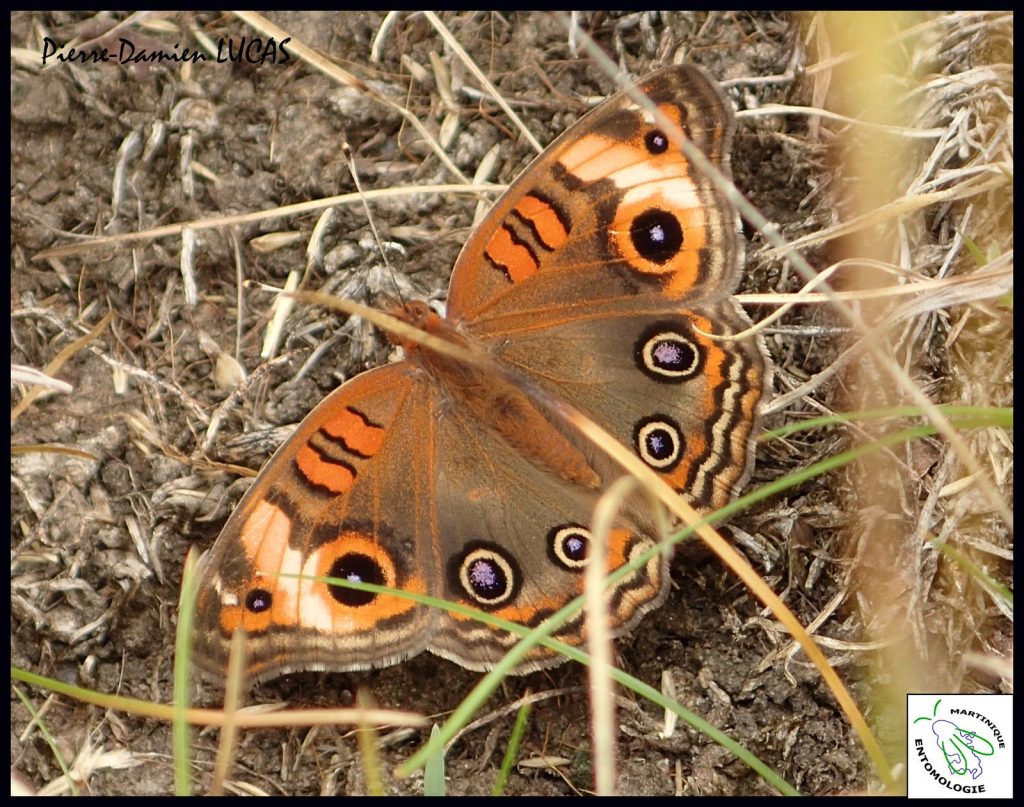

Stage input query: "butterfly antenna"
[{"left": 341, "top": 141, "right": 406, "bottom": 307}]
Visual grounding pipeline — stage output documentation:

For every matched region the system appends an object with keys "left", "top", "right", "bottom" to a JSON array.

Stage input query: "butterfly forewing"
[
  {"left": 193, "top": 365, "right": 441, "bottom": 680},
  {"left": 446, "top": 65, "right": 741, "bottom": 322}
]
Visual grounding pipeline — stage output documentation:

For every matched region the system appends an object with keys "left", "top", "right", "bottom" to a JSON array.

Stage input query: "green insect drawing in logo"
[
  {"left": 914, "top": 699, "right": 997, "bottom": 781},
  {"left": 931, "top": 719, "right": 995, "bottom": 779}
]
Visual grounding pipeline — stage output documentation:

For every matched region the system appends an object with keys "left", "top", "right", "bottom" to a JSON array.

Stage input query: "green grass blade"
[
  {"left": 12, "top": 684, "right": 78, "bottom": 796},
  {"left": 493, "top": 700, "right": 532, "bottom": 795},
  {"left": 423, "top": 724, "right": 447, "bottom": 796}
]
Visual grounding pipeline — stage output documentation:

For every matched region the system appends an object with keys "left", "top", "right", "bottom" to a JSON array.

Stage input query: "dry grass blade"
[
  {"left": 586, "top": 476, "right": 640, "bottom": 796},
  {"left": 11, "top": 312, "right": 113, "bottom": 423},
  {"left": 423, "top": 11, "right": 544, "bottom": 153},
  {"left": 354, "top": 690, "right": 386, "bottom": 796},
  {"left": 10, "top": 364, "right": 74, "bottom": 393},
  {"left": 10, "top": 444, "right": 100, "bottom": 461},
  {"left": 741, "top": 258, "right": 1011, "bottom": 311},
  {"left": 11, "top": 667, "right": 427, "bottom": 730},
  {"left": 31, "top": 185, "right": 498, "bottom": 262},
  {"left": 740, "top": 103, "right": 950, "bottom": 138},
  {"left": 234, "top": 11, "right": 471, "bottom": 184},
  {"left": 208, "top": 631, "right": 248, "bottom": 796}
]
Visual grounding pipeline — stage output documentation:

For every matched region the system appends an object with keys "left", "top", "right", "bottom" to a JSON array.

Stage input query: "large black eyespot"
[
  {"left": 644, "top": 129, "right": 669, "bottom": 154},
  {"left": 547, "top": 525, "right": 591, "bottom": 571},
  {"left": 245, "top": 588, "right": 273, "bottom": 613},
  {"left": 630, "top": 209, "right": 683, "bottom": 264},
  {"left": 634, "top": 415, "right": 684, "bottom": 471},
  {"left": 450, "top": 543, "right": 520, "bottom": 608},
  {"left": 328, "top": 553, "right": 385, "bottom": 606},
  {"left": 635, "top": 322, "right": 702, "bottom": 382}
]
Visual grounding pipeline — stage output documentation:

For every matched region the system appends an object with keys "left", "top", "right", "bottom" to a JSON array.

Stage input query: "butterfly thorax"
[{"left": 391, "top": 300, "right": 601, "bottom": 490}]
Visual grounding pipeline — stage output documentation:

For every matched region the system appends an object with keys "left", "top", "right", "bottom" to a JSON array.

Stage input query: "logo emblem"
[{"left": 908, "top": 694, "right": 1012, "bottom": 798}]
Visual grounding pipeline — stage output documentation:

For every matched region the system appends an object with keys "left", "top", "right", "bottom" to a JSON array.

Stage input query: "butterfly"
[{"left": 191, "top": 64, "right": 771, "bottom": 682}]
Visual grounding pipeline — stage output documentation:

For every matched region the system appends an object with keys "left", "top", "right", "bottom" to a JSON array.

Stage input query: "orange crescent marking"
[
  {"left": 321, "top": 407, "right": 385, "bottom": 457},
  {"left": 219, "top": 603, "right": 249, "bottom": 633},
  {"left": 516, "top": 195, "right": 568, "bottom": 250},
  {"left": 605, "top": 528, "right": 633, "bottom": 572},
  {"left": 485, "top": 226, "right": 537, "bottom": 283},
  {"left": 487, "top": 593, "right": 567, "bottom": 625},
  {"left": 338, "top": 574, "right": 425, "bottom": 627},
  {"left": 295, "top": 444, "right": 355, "bottom": 494},
  {"left": 664, "top": 205, "right": 708, "bottom": 296},
  {"left": 653, "top": 102, "right": 686, "bottom": 134},
  {"left": 664, "top": 254, "right": 702, "bottom": 297}
]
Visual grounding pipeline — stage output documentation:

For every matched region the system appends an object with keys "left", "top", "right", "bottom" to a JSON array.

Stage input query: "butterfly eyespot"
[
  {"left": 245, "top": 588, "right": 273, "bottom": 614},
  {"left": 547, "top": 525, "right": 591, "bottom": 571},
  {"left": 452, "top": 543, "right": 520, "bottom": 608},
  {"left": 328, "top": 553, "right": 385, "bottom": 607},
  {"left": 634, "top": 415, "right": 684, "bottom": 471},
  {"left": 644, "top": 129, "right": 669, "bottom": 154},
  {"left": 630, "top": 209, "right": 683, "bottom": 264},
  {"left": 635, "top": 323, "right": 703, "bottom": 382}
]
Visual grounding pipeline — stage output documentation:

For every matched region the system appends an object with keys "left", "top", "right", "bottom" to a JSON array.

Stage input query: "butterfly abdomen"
[{"left": 474, "top": 384, "right": 601, "bottom": 490}]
